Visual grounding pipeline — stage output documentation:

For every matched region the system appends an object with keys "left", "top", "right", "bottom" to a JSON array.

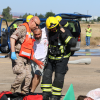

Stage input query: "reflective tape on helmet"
[
  {"left": 49, "top": 52, "right": 71, "bottom": 60},
  {"left": 65, "top": 36, "right": 72, "bottom": 44},
  {"left": 52, "top": 86, "right": 62, "bottom": 91}
]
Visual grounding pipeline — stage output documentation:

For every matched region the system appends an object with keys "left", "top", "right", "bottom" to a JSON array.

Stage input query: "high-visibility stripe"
[
  {"left": 52, "top": 92, "right": 61, "bottom": 95},
  {"left": 64, "top": 22, "right": 69, "bottom": 27},
  {"left": 21, "top": 51, "right": 31, "bottom": 56},
  {"left": 26, "top": 32, "right": 34, "bottom": 38},
  {"left": 59, "top": 46, "right": 64, "bottom": 53},
  {"left": 65, "top": 36, "right": 72, "bottom": 44},
  {"left": 49, "top": 52, "right": 71, "bottom": 60},
  {"left": 41, "top": 84, "right": 52, "bottom": 87},
  {"left": 42, "top": 88, "right": 51, "bottom": 92},
  {"left": 52, "top": 86, "right": 62, "bottom": 91},
  {"left": 49, "top": 45, "right": 56, "bottom": 48},
  {"left": 62, "top": 52, "right": 71, "bottom": 58},
  {"left": 49, "top": 45, "right": 65, "bottom": 54}
]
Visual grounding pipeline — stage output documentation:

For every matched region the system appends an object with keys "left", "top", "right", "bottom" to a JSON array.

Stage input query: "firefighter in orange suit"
[{"left": 10, "top": 16, "right": 43, "bottom": 94}]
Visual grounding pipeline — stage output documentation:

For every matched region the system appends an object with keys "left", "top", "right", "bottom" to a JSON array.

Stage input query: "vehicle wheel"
[
  {"left": 71, "top": 51, "right": 75, "bottom": 56},
  {"left": 0, "top": 45, "right": 10, "bottom": 53}
]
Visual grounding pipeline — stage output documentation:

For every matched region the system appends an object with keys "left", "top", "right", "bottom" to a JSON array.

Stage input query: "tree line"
[
  {"left": 0, "top": 6, "right": 55, "bottom": 21},
  {"left": 1, "top": 6, "right": 100, "bottom": 23}
]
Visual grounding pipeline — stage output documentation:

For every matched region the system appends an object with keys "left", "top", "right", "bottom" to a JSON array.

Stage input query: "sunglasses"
[{"left": 34, "top": 21, "right": 39, "bottom": 26}]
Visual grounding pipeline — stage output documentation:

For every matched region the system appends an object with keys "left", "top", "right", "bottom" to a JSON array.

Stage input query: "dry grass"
[
  {"left": 80, "top": 23, "right": 100, "bottom": 46},
  {"left": 1, "top": 22, "right": 12, "bottom": 29}
]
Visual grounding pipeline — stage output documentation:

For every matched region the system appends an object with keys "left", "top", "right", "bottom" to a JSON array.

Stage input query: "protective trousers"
[
  {"left": 41, "top": 58, "right": 69, "bottom": 97},
  {"left": 11, "top": 53, "right": 32, "bottom": 93}
]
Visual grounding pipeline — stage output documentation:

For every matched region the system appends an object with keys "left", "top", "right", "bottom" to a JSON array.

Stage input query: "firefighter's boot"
[
  {"left": 42, "top": 92, "right": 50, "bottom": 100},
  {"left": 50, "top": 95, "right": 60, "bottom": 100}
]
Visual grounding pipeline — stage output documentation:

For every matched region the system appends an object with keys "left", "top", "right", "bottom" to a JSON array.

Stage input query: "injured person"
[{"left": 77, "top": 88, "right": 100, "bottom": 100}]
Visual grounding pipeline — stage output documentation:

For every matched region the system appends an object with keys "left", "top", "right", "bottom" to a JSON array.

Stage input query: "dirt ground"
[{"left": 0, "top": 46, "right": 100, "bottom": 100}]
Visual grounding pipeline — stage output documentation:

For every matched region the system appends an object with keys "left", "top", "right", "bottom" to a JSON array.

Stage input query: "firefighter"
[
  {"left": 55, "top": 16, "right": 71, "bottom": 30},
  {"left": 41, "top": 16, "right": 77, "bottom": 100},
  {"left": 10, "top": 16, "right": 44, "bottom": 94},
  {"left": 55, "top": 16, "right": 75, "bottom": 56}
]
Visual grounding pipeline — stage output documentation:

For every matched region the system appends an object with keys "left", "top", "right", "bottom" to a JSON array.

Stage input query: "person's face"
[
  {"left": 87, "top": 25, "right": 90, "bottom": 28},
  {"left": 50, "top": 27, "right": 57, "bottom": 32},
  {"left": 34, "top": 29, "right": 42, "bottom": 40},
  {"left": 29, "top": 18, "right": 40, "bottom": 30},
  {"left": 84, "top": 97, "right": 94, "bottom": 100}
]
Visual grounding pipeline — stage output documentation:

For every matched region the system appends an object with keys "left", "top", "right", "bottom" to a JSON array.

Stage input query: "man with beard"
[{"left": 30, "top": 27, "right": 48, "bottom": 93}]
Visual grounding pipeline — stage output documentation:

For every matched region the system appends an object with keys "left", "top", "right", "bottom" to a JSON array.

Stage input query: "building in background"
[
  {"left": 82, "top": 16, "right": 98, "bottom": 21},
  {"left": 12, "top": 16, "right": 19, "bottom": 19},
  {"left": 0, "top": 15, "right": 3, "bottom": 18}
]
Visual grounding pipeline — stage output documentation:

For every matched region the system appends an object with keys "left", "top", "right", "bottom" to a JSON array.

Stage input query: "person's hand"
[
  {"left": 35, "top": 59, "right": 44, "bottom": 69},
  {"left": 11, "top": 52, "right": 17, "bottom": 60},
  {"left": 60, "top": 27, "right": 65, "bottom": 33}
]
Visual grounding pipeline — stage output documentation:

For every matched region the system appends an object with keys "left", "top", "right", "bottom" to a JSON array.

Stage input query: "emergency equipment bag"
[
  {"left": 23, "top": 94, "right": 43, "bottom": 100},
  {"left": 0, "top": 91, "right": 43, "bottom": 100},
  {"left": 0, "top": 91, "right": 12, "bottom": 99}
]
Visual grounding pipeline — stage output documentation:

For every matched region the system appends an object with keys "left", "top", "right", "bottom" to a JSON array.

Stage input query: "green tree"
[
  {"left": 91, "top": 20, "right": 94, "bottom": 24},
  {"left": 22, "top": 13, "right": 34, "bottom": 18},
  {"left": 19, "top": 15, "right": 23, "bottom": 18},
  {"left": 38, "top": 14, "right": 45, "bottom": 18},
  {"left": 93, "top": 19, "right": 97, "bottom": 22},
  {"left": 97, "top": 17, "right": 100, "bottom": 22},
  {"left": 22, "top": 13, "right": 28, "bottom": 18},
  {"left": 2, "top": 6, "right": 12, "bottom": 20},
  {"left": 45, "top": 11, "right": 55, "bottom": 18},
  {"left": 35, "top": 13, "right": 38, "bottom": 16}
]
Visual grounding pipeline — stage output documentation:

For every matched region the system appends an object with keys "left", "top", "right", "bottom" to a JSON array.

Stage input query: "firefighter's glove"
[
  {"left": 11, "top": 52, "right": 17, "bottom": 60},
  {"left": 35, "top": 59, "right": 44, "bottom": 69}
]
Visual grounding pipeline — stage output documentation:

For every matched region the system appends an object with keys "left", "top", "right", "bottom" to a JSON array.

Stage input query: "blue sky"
[{"left": 0, "top": 0, "right": 100, "bottom": 16}]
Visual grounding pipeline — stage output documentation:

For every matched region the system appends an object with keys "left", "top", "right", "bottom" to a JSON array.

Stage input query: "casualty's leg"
[{"left": 30, "top": 74, "right": 41, "bottom": 93}]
